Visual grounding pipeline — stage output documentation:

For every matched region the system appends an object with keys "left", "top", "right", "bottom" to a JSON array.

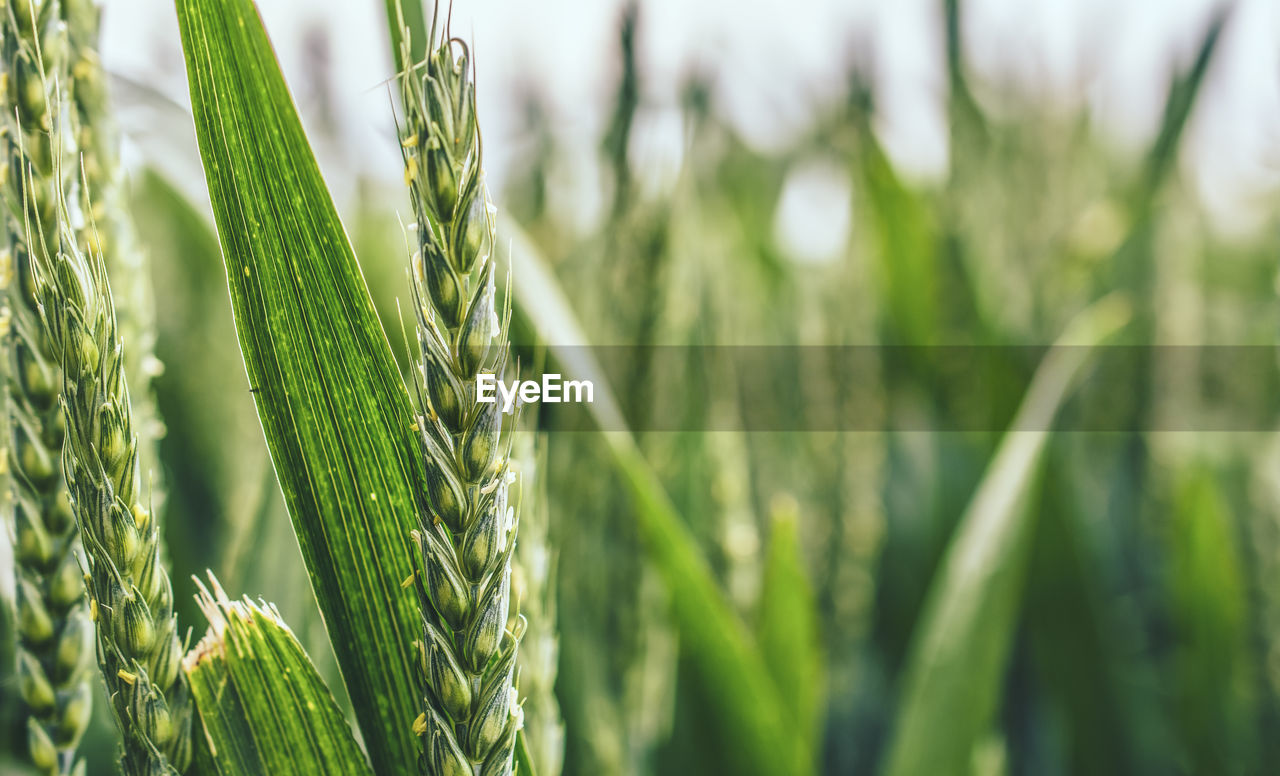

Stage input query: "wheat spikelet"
[
  {"left": 32, "top": 174, "right": 191, "bottom": 775},
  {"left": 0, "top": 3, "right": 92, "bottom": 774},
  {"left": 397, "top": 7, "right": 523, "bottom": 775}
]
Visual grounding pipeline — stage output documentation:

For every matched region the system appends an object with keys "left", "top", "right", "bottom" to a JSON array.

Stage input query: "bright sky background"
[{"left": 101, "top": 0, "right": 1278, "bottom": 233}]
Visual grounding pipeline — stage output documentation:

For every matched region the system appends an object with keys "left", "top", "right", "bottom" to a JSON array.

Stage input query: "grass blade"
[
  {"left": 1136, "top": 9, "right": 1228, "bottom": 207},
  {"left": 186, "top": 579, "right": 374, "bottom": 776},
  {"left": 884, "top": 295, "right": 1131, "bottom": 776},
  {"left": 1166, "top": 465, "right": 1257, "bottom": 774},
  {"left": 1024, "top": 448, "right": 1136, "bottom": 775},
  {"left": 756, "top": 500, "right": 824, "bottom": 771},
  {"left": 173, "top": 1, "right": 423, "bottom": 771},
  {"left": 853, "top": 127, "right": 939, "bottom": 347}
]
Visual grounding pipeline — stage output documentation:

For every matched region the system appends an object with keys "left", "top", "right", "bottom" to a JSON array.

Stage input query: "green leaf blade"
[
  {"left": 1167, "top": 465, "right": 1257, "bottom": 774},
  {"left": 856, "top": 131, "right": 939, "bottom": 347},
  {"left": 884, "top": 296, "right": 1131, "bottom": 776},
  {"left": 174, "top": 1, "right": 424, "bottom": 772},
  {"left": 1025, "top": 455, "right": 1136, "bottom": 776},
  {"left": 757, "top": 500, "right": 825, "bottom": 772},
  {"left": 187, "top": 581, "right": 376, "bottom": 776}
]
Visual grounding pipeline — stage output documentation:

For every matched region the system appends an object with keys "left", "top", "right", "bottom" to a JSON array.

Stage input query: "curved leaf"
[
  {"left": 173, "top": 1, "right": 423, "bottom": 772},
  {"left": 884, "top": 296, "right": 1131, "bottom": 776},
  {"left": 757, "top": 499, "right": 824, "bottom": 772}
]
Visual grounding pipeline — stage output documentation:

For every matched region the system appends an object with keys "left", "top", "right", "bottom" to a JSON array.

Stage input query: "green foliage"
[
  {"left": 854, "top": 125, "right": 940, "bottom": 347},
  {"left": 884, "top": 296, "right": 1130, "bottom": 776},
  {"left": 1024, "top": 448, "right": 1135, "bottom": 776},
  {"left": 173, "top": 0, "right": 424, "bottom": 771},
  {"left": 1166, "top": 466, "right": 1256, "bottom": 774},
  {"left": 756, "top": 500, "right": 824, "bottom": 771},
  {"left": 501, "top": 217, "right": 802, "bottom": 776},
  {"left": 9, "top": 1, "right": 1269, "bottom": 775},
  {"left": 185, "top": 579, "right": 374, "bottom": 776}
]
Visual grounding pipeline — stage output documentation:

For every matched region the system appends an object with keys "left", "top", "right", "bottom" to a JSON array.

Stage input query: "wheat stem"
[
  {"left": 1, "top": 3, "right": 93, "bottom": 774},
  {"left": 397, "top": 7, "right": 523, "bottom": 775}
]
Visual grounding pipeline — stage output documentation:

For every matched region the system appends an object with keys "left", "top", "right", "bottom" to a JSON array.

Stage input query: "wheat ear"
[
  {"left": 31, "top": 172, "right": 191, "bottom": 775},
  {"left": 1, "top": 3, "right": 93, "bottom": 774},
  {"left": 397, "top": 9, "right": 524, "bottom": 776},
  {"left": 62, "top": 0, "right": 165, "bottom": 496}
]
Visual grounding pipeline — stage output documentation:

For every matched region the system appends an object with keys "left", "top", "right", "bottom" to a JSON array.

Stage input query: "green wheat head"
[
  {"left": 63, "top": 0, "right": 165, "bottom": 493},
  {"left": 31, "top": 177, "right": 191, "bottom": 776},
  {"left": 397, "top": 6, "right": 524, "bottom": 775}
]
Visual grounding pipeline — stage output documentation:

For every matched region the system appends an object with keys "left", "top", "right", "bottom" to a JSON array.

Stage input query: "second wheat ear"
[
  {"left": 32, "top": 180, "right": 192, "bottom": 776},
  {"left": 397, "top": 8, "right": 525, "bottom": 775}
]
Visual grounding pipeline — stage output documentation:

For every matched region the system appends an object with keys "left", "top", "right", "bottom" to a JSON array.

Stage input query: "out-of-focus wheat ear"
[
  {"left": 510, "top": 434, "right": 563, "bottom": 776},
  {"left": 1, "top": 3, "right": 93, "bottom": 774}
]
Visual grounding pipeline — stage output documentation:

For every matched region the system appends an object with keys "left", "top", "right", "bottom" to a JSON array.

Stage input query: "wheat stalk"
[
  {"left": 31, "top": 175, "right": 191, "bottom": 775},
  {"left": 0, "top": 4, "right": 94, "bottom": 774},
  {"left": 397, "top": 8, "right": 524, "bottom": 775}
]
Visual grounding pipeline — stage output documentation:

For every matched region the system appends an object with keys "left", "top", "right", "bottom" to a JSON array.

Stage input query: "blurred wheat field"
[{"left": 3, "top": 0, "right": 1279, "bottom": 774}]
